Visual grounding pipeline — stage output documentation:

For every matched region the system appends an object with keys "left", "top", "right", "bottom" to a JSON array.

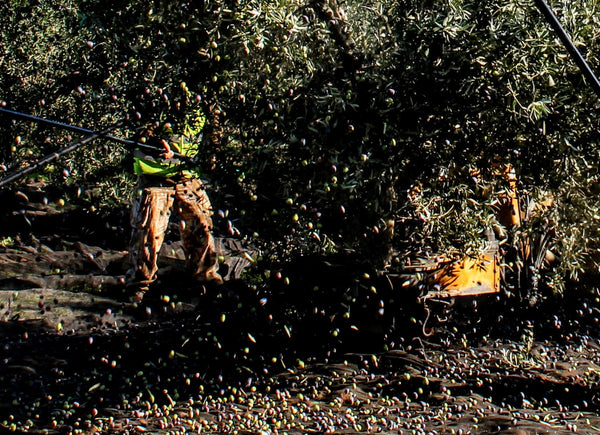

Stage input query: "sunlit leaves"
[{"left": 2, "top": 0, "right": 600, "bottom": 290}]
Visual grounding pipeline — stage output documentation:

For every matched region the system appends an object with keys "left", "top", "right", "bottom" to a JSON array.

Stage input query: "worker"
[{"left": 126, "top": 107, "right": 222, "bottom": 303}]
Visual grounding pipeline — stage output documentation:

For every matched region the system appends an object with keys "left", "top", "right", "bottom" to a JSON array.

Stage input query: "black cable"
[
  {"left": 0, "top": 122, "right": 124, "bottom": 188},
  {"left": 0, "top": 107, "right": 197, "bottom": 163},
  {"left": 533, "top": 0, "right": 600, "bottom": 99}
]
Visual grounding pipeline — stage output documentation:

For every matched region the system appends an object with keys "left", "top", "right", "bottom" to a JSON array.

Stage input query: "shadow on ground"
[{"left": 2, "top": 186, "right": 600, "bottom": 433}]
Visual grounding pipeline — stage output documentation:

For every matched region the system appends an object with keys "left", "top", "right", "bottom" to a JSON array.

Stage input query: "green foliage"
[{"left": 2, "top": 0, "right": 600, "bottom": 294}]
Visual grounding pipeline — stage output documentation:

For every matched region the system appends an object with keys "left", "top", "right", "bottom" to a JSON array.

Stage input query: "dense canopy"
[{"left": 2, "top": 0, "right": 600, "bottom": 296}]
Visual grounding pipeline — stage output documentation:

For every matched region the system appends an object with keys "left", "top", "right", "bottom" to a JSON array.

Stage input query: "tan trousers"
[{"left": 128, "top": 176, "right": 222, "bottom": 288}]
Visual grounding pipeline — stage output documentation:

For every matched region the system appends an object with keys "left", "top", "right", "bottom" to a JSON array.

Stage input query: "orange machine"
[
  {"left": 427, "top": 165, "right": 521, "bottom": 298},
  {"left": 429, "top": 250, "right": 501, "bottom": 298}
]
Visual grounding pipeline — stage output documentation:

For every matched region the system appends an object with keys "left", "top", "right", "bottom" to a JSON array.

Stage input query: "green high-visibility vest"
[
  {"left": 133, "top": 109, "right": 206, "bottom": 178},
  {"left": 133, "top": 134, "right": 200, "bottom": 178}
]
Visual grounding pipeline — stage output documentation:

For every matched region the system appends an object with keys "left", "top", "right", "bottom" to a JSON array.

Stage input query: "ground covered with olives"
[
  {"left": 3, "top": 273, "right": 600, "bottom": 435},
  {"left": 0, "top": 237, "right": 600, "bottom": 433},
  {"left": 2, "top": 197, "right": 600, "bottom": 434}
]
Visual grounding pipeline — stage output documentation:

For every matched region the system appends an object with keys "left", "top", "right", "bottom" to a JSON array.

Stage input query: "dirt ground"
[{"left": 2, "top": 186, "right": 600, "bottom": 434}]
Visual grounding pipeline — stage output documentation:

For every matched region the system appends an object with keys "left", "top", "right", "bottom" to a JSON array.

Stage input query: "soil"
[{"left": 1, "top": 185, "right": 600, "bottom": 434}]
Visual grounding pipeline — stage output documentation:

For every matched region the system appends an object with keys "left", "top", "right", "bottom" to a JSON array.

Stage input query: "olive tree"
[{"left": 2, "top": 0, "right": 600, "bottom": 296}]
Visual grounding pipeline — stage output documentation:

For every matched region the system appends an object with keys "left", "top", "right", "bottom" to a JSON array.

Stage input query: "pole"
[
  {"left": 533, "top": 0, "right": 600, "bottom": 99},
  {"left": 0, "top": 122, "right": 123, "bottom": 188},
  {"left": 0, "top": 107, "right": 197, "bottom": 163}
]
